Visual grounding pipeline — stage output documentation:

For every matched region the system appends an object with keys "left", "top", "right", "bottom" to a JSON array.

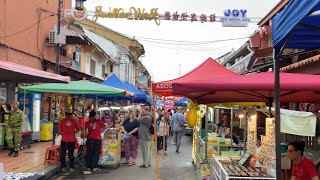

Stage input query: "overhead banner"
[{"left": 65, "top": 6, "right": 251, "bottom": 27}]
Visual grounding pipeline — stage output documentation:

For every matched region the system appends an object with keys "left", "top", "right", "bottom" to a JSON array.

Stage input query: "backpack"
[
  {"left": 149, "top": 124, "right": 154, "bottom": 134},
  {"left": 149, "top": 115, "right": 154, "bottom": 134}
]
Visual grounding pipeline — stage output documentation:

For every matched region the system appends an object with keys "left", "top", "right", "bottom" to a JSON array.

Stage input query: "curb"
[{"left": 38, "top": 164, "right": 60, "bottom": 180}]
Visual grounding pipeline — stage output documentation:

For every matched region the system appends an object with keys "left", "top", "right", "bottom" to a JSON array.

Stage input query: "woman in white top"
[{"left": 156, "top": 115, "right": 170, "bottom": 156}]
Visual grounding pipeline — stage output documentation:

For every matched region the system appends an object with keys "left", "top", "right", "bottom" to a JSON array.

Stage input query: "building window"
[
  {"left": 102, "top": 64, "right": 105, "bottom": 78},
  {"left": 110, "top": 65, "right": 113, "bottom": 73},
  {"left": 90, "top": 59, "right": 96, "bottom": 75},
  {"left": 72, "top": 48, "right": 81, "bottom": 70},
  {"left": 61, "top": 48, "right": 67, "bottom": 57}
]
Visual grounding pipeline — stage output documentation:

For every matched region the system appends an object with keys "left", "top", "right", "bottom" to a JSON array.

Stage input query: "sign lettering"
[
  {"left": 92, "top": 6, "right": 160, "bottom": 25},
  {"left": 156, "top": 83, "right": 172, "bottom": 89},
  {"left": 222, "top": 9, "right": 250, "bottom": 27}
]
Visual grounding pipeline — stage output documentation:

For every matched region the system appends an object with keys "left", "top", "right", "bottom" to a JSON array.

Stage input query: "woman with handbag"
[
  {"left": 84, "top": 110, "right": 107, "bottom": 172},
  {"left": 121, "top": 110, "right": 140, "bottom": 166}
]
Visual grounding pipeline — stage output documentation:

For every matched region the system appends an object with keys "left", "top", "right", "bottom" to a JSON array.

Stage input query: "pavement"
[
  {"left": 50, "top": 134, "right": 196, "bottom": 180},
  {"left": 0, "top": 141, "right": 61, "bottom": 179}
]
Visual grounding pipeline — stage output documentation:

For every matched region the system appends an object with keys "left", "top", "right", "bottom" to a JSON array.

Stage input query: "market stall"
[
  {"left": 19, "top": 80, "right": 128, "bottom": 175},
  {"left": 272, "top": 1, "right": 320, "bottom": 178},
  {"left": 151, "top": 57, "right": 239, "bottom": 179},
  {"left": 172, "top": 70, "right": 320, "bottom": 179}
]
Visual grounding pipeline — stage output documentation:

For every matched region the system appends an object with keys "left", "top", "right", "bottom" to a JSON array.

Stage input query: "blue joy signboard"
[{"left": 221, "top": 9, "right": 250, "bottom": 27}]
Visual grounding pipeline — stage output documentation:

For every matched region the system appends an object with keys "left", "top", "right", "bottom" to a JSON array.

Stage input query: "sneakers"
[
  {"left": 61, "top": 167, "right": 67, "bottom": 172},
  {"left": 8, "top": 149, "right": 14, "bottom": 156},
  {"left": 70, "top": 167, "right": 77, "bottom": 172},
  {"left": 13, "top": 151, "right": 19, "bottom": 157}
]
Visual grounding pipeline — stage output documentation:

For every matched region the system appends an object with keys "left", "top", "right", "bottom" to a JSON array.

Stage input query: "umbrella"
[
  {"left": 19, "top": 80, "right": 126, "bottom": 96},
  {"left": 174, "top": 97, "right": 189, "bottom": 106},
  {"left": 172, "top": 71, "right": 320, "bottom": 104}
]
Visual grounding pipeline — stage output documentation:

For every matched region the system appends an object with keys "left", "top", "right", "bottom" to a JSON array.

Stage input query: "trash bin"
[{"left": 40, "top": 120, "right": 53, "bottom": 141}]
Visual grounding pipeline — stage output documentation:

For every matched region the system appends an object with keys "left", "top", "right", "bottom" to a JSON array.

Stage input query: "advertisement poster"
[{"left": 99, "top": 139, "right": 121, "bottom": 166}]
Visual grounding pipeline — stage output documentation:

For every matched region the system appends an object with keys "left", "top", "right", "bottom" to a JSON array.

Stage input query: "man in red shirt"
[
  {"left": 287, "top": 141, "right": 319, "bottom": 180},
  {"left": 85, "top": 110, "right": 107, "bottom": 172},
  {"left": 58, "top": 108, "right": 80, "bottom": 172}
]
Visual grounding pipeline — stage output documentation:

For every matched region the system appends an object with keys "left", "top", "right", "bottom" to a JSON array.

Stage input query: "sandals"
[
  {"left": 139, "top": 164, "right": 148, "bottom": 168},
  {"left": 129, "top": 161, "right": 136, "bottom": 166},
  {"left": 92, "top": 168, "right": 102, "bottom": 172}
]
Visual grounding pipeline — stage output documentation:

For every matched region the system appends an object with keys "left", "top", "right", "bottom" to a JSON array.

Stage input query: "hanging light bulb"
[{"left": 75, "top": 0, "right": 86, "bottom": 10}]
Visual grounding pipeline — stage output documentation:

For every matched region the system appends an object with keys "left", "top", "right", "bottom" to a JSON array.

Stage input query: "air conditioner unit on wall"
[{"left": 48, "top": 30, "right": 66, "bottom": 44}]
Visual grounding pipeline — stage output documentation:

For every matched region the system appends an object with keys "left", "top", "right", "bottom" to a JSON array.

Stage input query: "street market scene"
[{"left": 1, "top": 0, "right": 320, "bottom": 180}]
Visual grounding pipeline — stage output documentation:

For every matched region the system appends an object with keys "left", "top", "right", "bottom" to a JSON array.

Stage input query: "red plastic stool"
[{"left": 44, "top": 145, "right": 61, "bottom": 165}]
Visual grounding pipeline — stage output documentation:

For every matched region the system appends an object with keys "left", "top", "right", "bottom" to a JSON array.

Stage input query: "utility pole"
[
  {"left": 53, "top": 0, "right": 62, "bottom": 145},
  {"left": 55, "top": 0, "right": 62, "bottom": 74}
]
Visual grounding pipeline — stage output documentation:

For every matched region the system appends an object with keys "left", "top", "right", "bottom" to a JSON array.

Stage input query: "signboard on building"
[{"left": 221, "top": 9, "right": 250, "bottom": 27}]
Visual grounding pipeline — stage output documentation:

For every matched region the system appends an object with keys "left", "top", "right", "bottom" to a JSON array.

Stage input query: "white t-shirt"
[{"left": 157, "top": 121, "right": 169, "bottom": 136}]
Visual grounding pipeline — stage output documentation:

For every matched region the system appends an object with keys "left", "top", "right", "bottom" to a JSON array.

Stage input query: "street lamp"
[{"left": 75, "top": 0, "right": 86, "bottom": 10}]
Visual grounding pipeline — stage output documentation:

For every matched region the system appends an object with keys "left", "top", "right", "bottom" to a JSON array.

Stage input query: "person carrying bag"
[{"left": 84, "top": 111, "right": 107, "bottom": 173}]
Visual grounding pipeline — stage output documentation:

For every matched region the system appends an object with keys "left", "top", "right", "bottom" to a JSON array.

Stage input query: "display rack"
[
  {"left": 246, "top": 115, "right": 257, "bottom": 154},
  {"left": 210, "top": 155, "right": 276, "bottom": 180},
  {"left": 260, "top": 118, "right": 276, "bottom": 176}
]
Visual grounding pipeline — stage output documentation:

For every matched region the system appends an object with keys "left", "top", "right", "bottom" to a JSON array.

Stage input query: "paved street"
[{"left": 51, "top": 135, "right": 196, "bottom": 180}]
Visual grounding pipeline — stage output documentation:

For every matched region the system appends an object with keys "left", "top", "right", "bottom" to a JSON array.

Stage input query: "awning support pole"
[
  {"left": 152, "top": 94, "right": 160, "bottom": 180},
  {"left": 274, "top": 49, "right": 281, "bottom": 180}
]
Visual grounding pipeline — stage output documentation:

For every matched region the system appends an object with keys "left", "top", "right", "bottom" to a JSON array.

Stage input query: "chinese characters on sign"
[{"left": 164, "top": 11, "right": 216, "bottom": 23}]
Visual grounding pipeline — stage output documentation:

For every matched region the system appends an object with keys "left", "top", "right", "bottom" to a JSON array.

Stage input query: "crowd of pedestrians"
[{"left": 56, "top": 105, "right": 188, "bottom": 172}]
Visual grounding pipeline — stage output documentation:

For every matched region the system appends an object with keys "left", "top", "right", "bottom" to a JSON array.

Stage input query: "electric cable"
[{"left": 0, "top": 15, "right": 53, "bottom": 39}]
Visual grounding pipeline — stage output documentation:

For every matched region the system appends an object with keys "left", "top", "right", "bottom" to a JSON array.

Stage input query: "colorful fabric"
[
  {"left": 125, "top": 135, "right": 139, "bottom": 161},
  {"left": 58, "top": 117, "right": 80, "bottom": 142}
]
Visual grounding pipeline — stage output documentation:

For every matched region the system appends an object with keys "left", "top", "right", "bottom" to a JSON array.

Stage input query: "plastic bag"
[{"left": 55, "top": 135, "right": 62, "bottom": 146}]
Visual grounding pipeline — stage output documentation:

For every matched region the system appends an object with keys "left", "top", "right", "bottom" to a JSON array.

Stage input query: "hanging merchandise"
[{"left": 187, "top": 107, "right": 197, "bottom": 128}]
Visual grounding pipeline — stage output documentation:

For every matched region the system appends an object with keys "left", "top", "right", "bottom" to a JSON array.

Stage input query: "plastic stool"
[{"left": 44, "top": 145, "right": 61, "bottom": 165}]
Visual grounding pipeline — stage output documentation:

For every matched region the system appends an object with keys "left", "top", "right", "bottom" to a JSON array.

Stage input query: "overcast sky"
[{"left": 84, "top": 0, "right": 280, "bottom": 82}]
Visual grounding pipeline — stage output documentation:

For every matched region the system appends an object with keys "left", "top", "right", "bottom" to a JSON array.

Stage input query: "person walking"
[
  {"left": 58, "top": 108, "right": 80, "bottom": 172},
  {"left": 122, "top": 110, "right": 140, "bottom": 166},
  {"left": 137, "top": 107, "right": 153, "bottom": 168},
  {"left": 85, "top": 110, "right": 107, "bottom": 172},
  {"left": 6, "top": 101, "right": 24, "bottom": 157},
  {"left": 156, "top": 115, "right": 169, "bottom": 156},
  {"left": 287, "top": 141, "right": 319, "bottom": 180},
  {"left": 172, "top": 107, "right": 187, "bottom": 153}
]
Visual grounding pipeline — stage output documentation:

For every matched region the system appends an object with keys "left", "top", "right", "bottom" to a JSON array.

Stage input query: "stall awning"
[
  {"left": 0, "top": 60, "right": 70, "bottom": 83},
  {"left": 272, "top": 0, "right": 320, "bottom": 52},
  {"left": 152, "top": 57, "right": 238, "bottom": 96}
]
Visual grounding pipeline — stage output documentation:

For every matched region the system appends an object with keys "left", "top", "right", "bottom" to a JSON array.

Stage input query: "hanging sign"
[
  {"left": 163, "top": 11, "right": 216, "bottom": 23},
  {"left": 65, "top": 7, "right": 252, "bottom": 27},
  {"left": 221, "top": 9, "right": 250, "bottom": 27}
]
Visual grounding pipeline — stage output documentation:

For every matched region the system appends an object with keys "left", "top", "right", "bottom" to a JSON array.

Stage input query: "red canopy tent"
[
  {"left": 151, "top": 57, "right": 238, "bottom": 96},
  {"left": 150, "top": 57, "right": 238, "bottom": 176},
  {"left": 172, "top": 71, "right": 320, "bottom": 104}
]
